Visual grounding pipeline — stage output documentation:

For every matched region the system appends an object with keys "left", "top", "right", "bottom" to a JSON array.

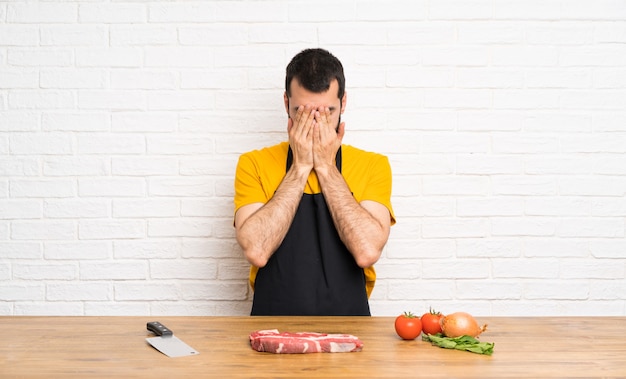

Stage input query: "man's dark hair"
[{"left": 285, "top": 48, "right": 345, "bottom": 100}]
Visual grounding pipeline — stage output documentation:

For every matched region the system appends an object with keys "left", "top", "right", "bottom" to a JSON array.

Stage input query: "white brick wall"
[{"left": 1, "top": 0, "right": 625, "bottom": 317}]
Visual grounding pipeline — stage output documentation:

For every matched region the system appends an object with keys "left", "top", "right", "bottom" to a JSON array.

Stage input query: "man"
[{"left": 234, "top": 48, "right": 395, "bottom": 316}]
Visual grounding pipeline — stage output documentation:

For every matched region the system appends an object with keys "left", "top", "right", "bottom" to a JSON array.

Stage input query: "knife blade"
[{"left": 146, "top": 321, "right": 199, "bottom": 358}]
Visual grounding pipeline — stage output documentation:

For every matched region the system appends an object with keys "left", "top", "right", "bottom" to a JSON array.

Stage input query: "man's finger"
[
  {"left": 294, "top": 105, "right": 304, "bottom": 122},
  {"left": 293, "top": 105, "right": 310, "bottom": 138}
]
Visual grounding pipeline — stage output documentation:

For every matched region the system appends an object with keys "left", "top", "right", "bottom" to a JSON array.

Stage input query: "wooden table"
[{"left": 1, "top": 316, "right": 625, "bottom": 378}]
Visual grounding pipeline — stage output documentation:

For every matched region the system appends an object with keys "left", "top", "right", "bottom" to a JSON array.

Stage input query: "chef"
[{"left": 234, "top": 48, "right": 395, "bottom": 316}]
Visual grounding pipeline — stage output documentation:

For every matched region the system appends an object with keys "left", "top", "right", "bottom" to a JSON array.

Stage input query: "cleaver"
[{"left": 146, "top": 321, "right": 199, "bottom": 358}]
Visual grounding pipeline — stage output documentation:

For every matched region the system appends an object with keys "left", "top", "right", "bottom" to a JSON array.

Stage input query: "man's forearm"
[
  {"left": 236, "top": 165, "right": 309, "bottom": 267},
  {"left": 315, "top": 164, "right": 389, "bottom": 268}
]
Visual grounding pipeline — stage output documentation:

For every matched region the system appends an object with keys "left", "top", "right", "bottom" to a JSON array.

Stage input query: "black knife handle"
[{"left": 147, "top": 321, "right": 173, "bottom": 336}]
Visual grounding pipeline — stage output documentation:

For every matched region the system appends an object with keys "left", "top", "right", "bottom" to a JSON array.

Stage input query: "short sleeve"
[
  {"left": 234, "top": 153, "right": 268, "bottom": 215},
  {"left": 361, "top": 155, "right": 396, "bottom": 225}
]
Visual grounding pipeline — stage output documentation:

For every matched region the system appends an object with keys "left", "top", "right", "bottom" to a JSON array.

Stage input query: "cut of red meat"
[{"left": 249, "top": 329, "right": 363, "bottom": 354}]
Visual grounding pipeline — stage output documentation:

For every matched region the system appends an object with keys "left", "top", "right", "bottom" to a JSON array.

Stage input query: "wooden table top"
[{"left": 1, "top": 316, "right": 625, "bottom": 378}]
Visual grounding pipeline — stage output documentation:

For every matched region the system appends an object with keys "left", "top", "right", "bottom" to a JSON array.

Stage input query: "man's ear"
[
  {"left": 283, "top": 92, "right": 290, "bottom": 117},
  {"left": 340, "top": 91, "right": 347, "bottom": 114}
]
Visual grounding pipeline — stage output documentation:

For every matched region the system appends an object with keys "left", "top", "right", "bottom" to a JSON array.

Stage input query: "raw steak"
[{"left": 249, "top": 329, "right": 363, "bottom": 354}]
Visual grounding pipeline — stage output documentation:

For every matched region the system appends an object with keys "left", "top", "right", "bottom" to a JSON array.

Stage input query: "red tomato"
[
  {"left": 394, "top": 312, "right": 422, "bottom": 340},
  {"left": 421, "top": 308, "right": 444, "bottom": 335}
]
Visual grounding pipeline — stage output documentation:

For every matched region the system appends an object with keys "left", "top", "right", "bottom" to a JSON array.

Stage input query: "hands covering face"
[{"left": 287, "top": 104, "right": 345, "bottom": 171}]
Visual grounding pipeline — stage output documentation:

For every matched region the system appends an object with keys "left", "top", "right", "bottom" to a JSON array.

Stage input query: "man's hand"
[
  {"left": 313, "top": 106, "right": 345, "bottom": 171},
  {"left": 287, "top": 104, "right": 316, "bottom": 172}
]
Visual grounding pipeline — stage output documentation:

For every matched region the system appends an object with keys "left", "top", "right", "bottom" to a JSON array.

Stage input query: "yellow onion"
[{"left": 440, "top": 312, "right": 487, "bottom": 338}]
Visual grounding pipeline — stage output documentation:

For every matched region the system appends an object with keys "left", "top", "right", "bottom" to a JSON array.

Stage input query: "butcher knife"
[{"left": 146, "top": 321, "right": 199, "bottom": 358}]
